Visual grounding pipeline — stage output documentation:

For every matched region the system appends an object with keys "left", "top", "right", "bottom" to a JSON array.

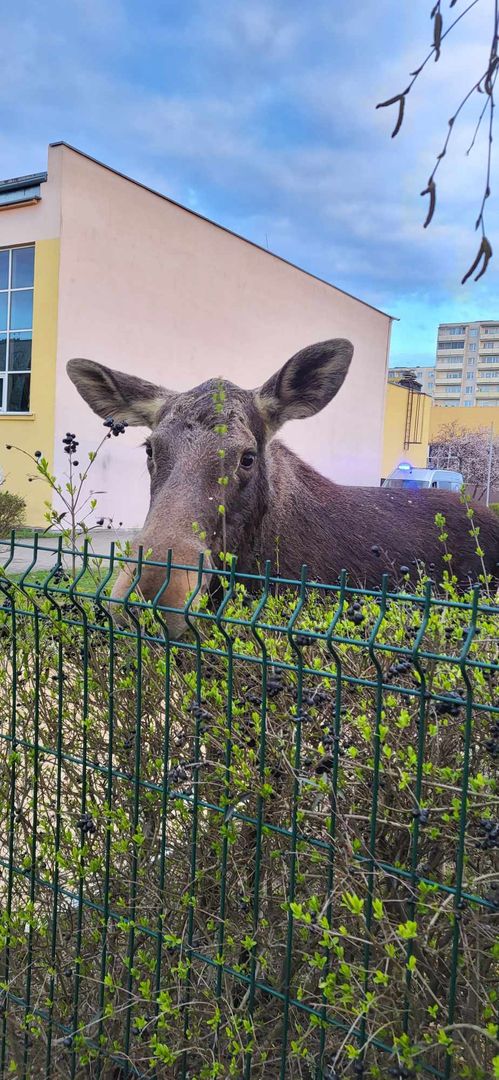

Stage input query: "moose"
[{"left": 68, "top": 339, "right": 499, "bottom": 634}]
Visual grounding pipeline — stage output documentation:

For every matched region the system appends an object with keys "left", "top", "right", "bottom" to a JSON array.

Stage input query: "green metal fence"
[{"left": 0, "top": 536, "right": 497, "bottom": 1079}]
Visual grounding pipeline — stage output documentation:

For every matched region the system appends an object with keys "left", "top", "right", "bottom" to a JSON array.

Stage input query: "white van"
[{"left": 382, "top": 462, "right": 464, "bottom": 492}]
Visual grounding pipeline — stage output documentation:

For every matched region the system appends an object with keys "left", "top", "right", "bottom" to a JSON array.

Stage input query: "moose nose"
[{"left": 111, "top": 545, "right": 212, "bottom": 638}]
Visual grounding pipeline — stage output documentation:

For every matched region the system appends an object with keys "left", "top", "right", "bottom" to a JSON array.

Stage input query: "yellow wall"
[
  {"left": 0, "top": 239, "right": 59, "bottom": 523},
  {"left": 381, "top": 384, "right": 432, "bottom": 479},
  {"left": 430, "top": 405, "right": 499, "bottom": 440}
]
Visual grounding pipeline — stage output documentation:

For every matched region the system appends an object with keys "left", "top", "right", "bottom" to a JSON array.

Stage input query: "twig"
[
  {"left": 377, "top": 0, "right": 499, "bottom": 282},
  {"left": 376, "top": 0, "right": 481, "bottom": 122}
]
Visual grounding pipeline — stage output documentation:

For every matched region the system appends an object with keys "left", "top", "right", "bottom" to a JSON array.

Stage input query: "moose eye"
[
  {"left": 240, "top": 451, "right": 256, "bottom": 470},
  {"left": 145, "top": 443, "right": 153, "bottom": 459}
]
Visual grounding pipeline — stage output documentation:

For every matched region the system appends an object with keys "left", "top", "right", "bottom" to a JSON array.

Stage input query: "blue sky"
[{"left": 0, "top": 0, "right": 496, "bottom": 366}]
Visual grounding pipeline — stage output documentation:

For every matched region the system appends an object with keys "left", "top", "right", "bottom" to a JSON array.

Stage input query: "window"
[
  {"left": 384, "top": 479, "right": 430, "bottom": 489},
  {"left": 446, "top": 372, "right": 461, "bottom": 378},
  {"left": 464, "top": 386, "right": 474, "bottom": 394},
  {"left": 0, "top": 245, "right": 34, "bottom": 413},
  {"left": 478, "top": 399, "right": 499, "bottom": 406},
  {"left": 441, "top": 326, "right": 466, "bottom": 335},
  {"left": 468, "top": 343, "right": 477, "bottom": 351},
  {"left": 479, "top": 355, "right": 499, "bottom": 363},
  {"left": 481, "top": 326, "right": 499, "bottom": 334},
  {"left": 438, "top": 340, "right": 465, "bottom": 349},
  {"left": 467, "top": 358, "right": 475, "bottom": 366},
  {"left": 466, "top": 372, "right": 475, "bottom": 380},
  {"left": 464, "top": 401, "right": 473, "bottom": 406},
  {"left": 468, "top": 328, "right": 479, "bottom": 337},
  {"left": 481, "top": 370, "right": 499, "bottom": 378},
  {"left": 482, "top": 341, "right": 499, "bottom": 349}
]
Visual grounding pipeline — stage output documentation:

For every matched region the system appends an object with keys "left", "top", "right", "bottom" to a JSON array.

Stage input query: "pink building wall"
[
  {"left": 0, "top": 154, "right": 61, "bottom": 247},
  {"left": 52, "top": 145, "right": 391, "bottom": 528}
]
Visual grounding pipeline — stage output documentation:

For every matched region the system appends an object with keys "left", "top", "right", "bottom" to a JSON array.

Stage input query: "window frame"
[{"left": 0, "top": 244, "right": 34, "bottom": 415}]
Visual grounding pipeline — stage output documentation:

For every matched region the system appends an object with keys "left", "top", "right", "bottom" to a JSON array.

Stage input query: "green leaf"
[
  {"left": 373, "top": 898, "right": 384, "bottom": 920},
  {"left": 341, "top": 892, "right": 364, "bottom": 916},
  {"left": 397, "top": 920, "right": 418, "bottom": 941}
]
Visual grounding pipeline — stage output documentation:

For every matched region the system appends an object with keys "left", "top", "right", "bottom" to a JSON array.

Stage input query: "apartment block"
[
  {"left": 388, "top": 366, "right": 435, "bottom": 396},
  {"left": 434, "top": 320, "right": 499, "bottom": 407}
]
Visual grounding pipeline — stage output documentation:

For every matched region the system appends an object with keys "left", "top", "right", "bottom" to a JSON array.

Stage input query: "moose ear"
[
  {"left": 67, "top": 359, "right": 176, "bottom": 428},
  {"left": 255, "top": 338, "right": 353, "bottom": 435}
]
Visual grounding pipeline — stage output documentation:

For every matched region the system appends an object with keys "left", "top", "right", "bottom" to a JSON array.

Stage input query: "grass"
[{"left": 2, "top": 527, "right": 62, "bottom": 540}]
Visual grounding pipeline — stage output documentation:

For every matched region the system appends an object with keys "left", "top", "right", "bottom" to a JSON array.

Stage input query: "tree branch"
[{"left": 377, "top": 0, "right": 499, "bottom": 282}]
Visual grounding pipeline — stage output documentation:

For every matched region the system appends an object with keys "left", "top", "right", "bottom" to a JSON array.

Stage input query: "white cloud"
[
  {"left": 0, "top": 0, "right": 497, "bottom": 348},
  {"left": 209, "top": 2, "right": 304, "bottom": 60}
]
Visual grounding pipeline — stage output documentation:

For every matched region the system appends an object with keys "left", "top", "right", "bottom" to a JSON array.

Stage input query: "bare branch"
[
  {"left": 466, "top": 91, "right": 491, "bottom": 153},
  {"left": 377, "top": 0, "right": 498, "bottom": 283},
  {"left": 375, "top": 0, "right": 481, "bottom": 137},
  {"left": 429, "top": 423, "right": 499, "bottom": 498}
]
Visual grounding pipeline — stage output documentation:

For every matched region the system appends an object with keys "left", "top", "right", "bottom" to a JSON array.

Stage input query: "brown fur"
[
  {"left": 67, "top": 341, "right": 499, "bottom": 623},
  {"left": 258, "top": 442, "right": 499, "bottom": 586}
]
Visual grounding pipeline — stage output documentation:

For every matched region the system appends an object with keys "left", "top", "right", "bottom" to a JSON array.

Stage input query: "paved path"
[{"left": 0, "top": 529, "right": 137, "bottom": 575}]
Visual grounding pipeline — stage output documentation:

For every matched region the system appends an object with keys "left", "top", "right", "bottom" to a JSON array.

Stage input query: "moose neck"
[{"left": 243, "top": 440, "right": 347, "bottom": 581}]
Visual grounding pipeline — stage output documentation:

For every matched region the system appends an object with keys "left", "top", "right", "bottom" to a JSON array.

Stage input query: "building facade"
[
  {"left": 381, "top": 383, "right": 432, "bottom": 480},
  {"left": 388, "top": 366, "right": 435, "bottom": 397},
  {"left": 0, "top": 143, "right": 392, "bottom": 527},
  {"left": 434, "top": 320, "right": 499, "bottom": 407}
]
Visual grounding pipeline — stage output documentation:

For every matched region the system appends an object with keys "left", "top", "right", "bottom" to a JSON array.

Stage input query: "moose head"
[{"left": 67, "top": 339, "right": 353, "bottom": 634}]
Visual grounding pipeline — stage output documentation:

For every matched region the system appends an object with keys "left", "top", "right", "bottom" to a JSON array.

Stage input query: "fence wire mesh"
[{"left": 0, "top": 535, "right": 498, "bottom": 1080}]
